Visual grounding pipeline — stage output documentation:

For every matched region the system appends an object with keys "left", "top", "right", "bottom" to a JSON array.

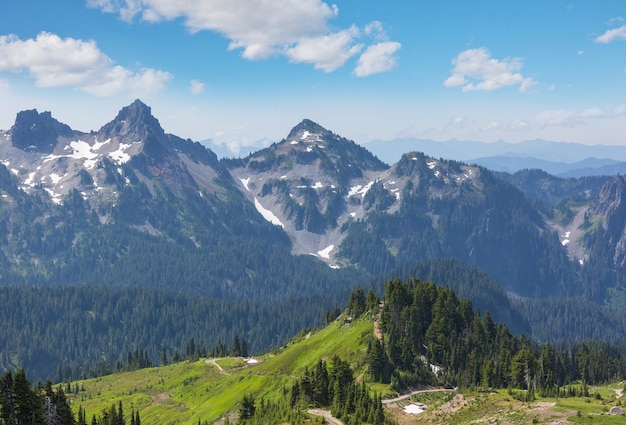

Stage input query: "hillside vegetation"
[
  {"left": 46, "top": 280, "right": 624, "bottom": 425},
  {"left": 67, "top": 317, "right": 375, "bottom": 424}
]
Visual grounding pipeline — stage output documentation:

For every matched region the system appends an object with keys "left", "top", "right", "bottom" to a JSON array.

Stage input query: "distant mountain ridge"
[{"left": 361, "top": 137, "right": 626, "bottom": 177}]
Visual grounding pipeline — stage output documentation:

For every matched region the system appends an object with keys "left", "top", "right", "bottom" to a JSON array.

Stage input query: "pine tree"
[
  {"left": 232, "top": 336, "right": 241, "bottom": 357},
  {"left": 239, "top": 393, "right": 255, "bottom": 420},
  {"left": 160, "top": 345, "right": 168, "bottom": 366},
  {"left": 240, "top": 337, "right": 248, "bottom": 358}
]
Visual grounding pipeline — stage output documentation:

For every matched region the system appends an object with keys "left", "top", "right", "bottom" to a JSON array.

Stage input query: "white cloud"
[
  {"left": 536, "top": 106, "right": 625, "bottom": 128},
  {"left": 447, "top": 115, "right": 468, "bottom": 129},
  {"left": 595, "top": 25, "right": 626, "bottom": 43},
  {"left": 189, "top": 79, "right": 205, "bottom": 95},
  {"left": 88, "top": 0, "right": 400, "bottom": 75},
  {"left": 444, "top": 47, "right": 537, "bottom": 93},
  {"left": 508, "top": 119, "right": 531, "bottom": 131},
  {"left": 502, "top": 105, "right": 626, "bottom": 135},
  {"left": 481, "top": 121, "right": 500, "bottom": 132},
  {"left": 0, "top": 79, "right": 9, "bottom": 91},
  {"left": 353, "top": 42, "right": 401, "bottom": 77},
  {"left": 285, "top": 27, "right": 362, "bottom": 72},
  {"left": 0, "top": 32, "right": 171, "bottom": 96},
  {"left": 90, "top": 0, "right": 338, "bottom": 56}
]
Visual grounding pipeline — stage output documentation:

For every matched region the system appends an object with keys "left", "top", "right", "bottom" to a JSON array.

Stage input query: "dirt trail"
[
  {"left": 308, "top": 409, "right": 344, "bottom": 425},
  {"left": 382, "top": 387, "right": 456, "bottom": 404},
  {"left": 205, "top": 358, "right": 228, "bottom": 374}
]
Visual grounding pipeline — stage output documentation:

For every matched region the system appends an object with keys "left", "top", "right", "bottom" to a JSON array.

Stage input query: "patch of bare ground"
[
  {"left": 374, "top": 320, "right": 383, "bottom": 341},
  {"left": 150, "top": 392, "right": 170, "bottom": 406},
  {"left": 440, "top": 394, "right": 468, "bottom": 414},
  {"left": 211, "top": 411, "right": 238, "bottom": 425},
  {"left": 308, "top": 409, "right": 344, "bottom": 425},
  {"left": 385, "top": 394, "right": 575, "bottom": 425}
]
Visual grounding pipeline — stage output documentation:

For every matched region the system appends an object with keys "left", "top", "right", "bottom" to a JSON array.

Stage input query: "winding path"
[
  {"left": 382, "top": 387, "right": 457, "bottom": 404},
  {"left": 204, "top": 358, "right": 228, "bottom": 374},
  {"left": 308, "top": 409, "right": 344, "bottom": 425},
  {"left": 307, "top": 387, "right": 457, "bottom": 424}
]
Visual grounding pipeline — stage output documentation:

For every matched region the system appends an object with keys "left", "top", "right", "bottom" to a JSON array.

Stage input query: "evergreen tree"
[
  {"left": 239, "top": 393, "right": 255, "bottom": 421},
  {"left": 160, "top": 346, "right": 168, "bottom": 367}
]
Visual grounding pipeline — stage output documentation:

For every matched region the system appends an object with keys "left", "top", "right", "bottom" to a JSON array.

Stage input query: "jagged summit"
[
  {"left": 286, "top": 119, "right": 330, "bottom": 139},
  {"left": 98, "top": 99, "right": 165, "bottom": 142},
  {"left": 10, "top": 109, "right": 74, "bottom": 153}
]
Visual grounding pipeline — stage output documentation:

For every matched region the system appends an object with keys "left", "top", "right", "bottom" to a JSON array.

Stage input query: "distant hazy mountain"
[
  {"left": 471, "top": 156, "right": 626, "bottom": 177},
  {"left": 364, "top": 137, "right": 626, "bottom": 177}
]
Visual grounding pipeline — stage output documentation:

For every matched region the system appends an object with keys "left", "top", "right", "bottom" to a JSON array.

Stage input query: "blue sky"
[{"left": 1, "top": 1, "right": 626, "bottom": 156}]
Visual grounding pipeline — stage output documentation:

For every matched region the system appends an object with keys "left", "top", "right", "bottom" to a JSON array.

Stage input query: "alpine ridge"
[
  {"left": 0, "top": 99, "right": 623, "bottom": 299},
  {"left": 2, "top": 100, "right": 626, "bottom": 381}
]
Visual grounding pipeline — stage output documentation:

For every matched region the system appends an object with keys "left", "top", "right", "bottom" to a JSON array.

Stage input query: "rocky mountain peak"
[
  {"left": 10, "top": 109, "right": 74, "bottom": 153},
  {"left": 98, "top": 99, "right": 165, "bottom": 142},
  {"left": 286, "top": 119, "right": 329, "bottom": 140}
]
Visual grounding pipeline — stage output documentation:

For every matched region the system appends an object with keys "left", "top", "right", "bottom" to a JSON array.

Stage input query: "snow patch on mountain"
[
  {"left": 108, "top": 142, "right": 133, "bottom": 164},
  {"left": 44, "top": 188, "right": 63, "bottom": 204},
  {"left": 254, "top": 197, "right": 284, "bottom": 228},
  {"left": 348, "top": 181, "right": 374, "bottom": 198},
  {"left": 239, "top": 177, "right": 251, "bottom": 192},
  {"left": 317, "top": 244, "right": 334, "bottom": 259},
  {"left": 561, "top": 231, "right": 571, "bottom": 246},
  {"left": 49, "top": 173, "right": 62, "bottom": 184}
]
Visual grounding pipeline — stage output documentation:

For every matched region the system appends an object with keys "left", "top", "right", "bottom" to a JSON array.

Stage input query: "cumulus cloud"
[
  {"left": 353, "top": 42, "right": 401, "bottom": 77},
  {"left": 0, "top": 32, "right": 171, "bottom": 96},
  {"left": 444, "top": 47, "right": 537, "bottom": 93},
  {"left": 285, "top": 26, "right": 362, "bottom": 72},
  {"left": 189, "top": 79, "right": 206, "bottom": 95},
  {"left": 88, "top": 0, "right": 400, "bottom": 75},
  {"left": 595, "top": 25, "right": 626, "bottom": 43}
]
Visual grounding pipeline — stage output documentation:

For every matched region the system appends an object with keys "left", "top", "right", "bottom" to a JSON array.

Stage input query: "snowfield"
[
  {"left": 317, "top": 245, "right": 334, "bottom": 259},
  {"left": 254, "top": 197, "right": 284, "bottom": 228}
]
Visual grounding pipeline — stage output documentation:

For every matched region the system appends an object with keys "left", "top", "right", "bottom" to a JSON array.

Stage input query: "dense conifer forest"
[{"left": 373, "top": 279, "right": 625, "bottom": 392}]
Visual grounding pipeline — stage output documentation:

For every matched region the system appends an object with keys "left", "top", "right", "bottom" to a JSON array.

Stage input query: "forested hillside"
[
  {"left": 4, "top": 278, "right": 625, "bottom": 425},
  {"left": 373, "top": 279, "right": 625, "bottom": 392}
]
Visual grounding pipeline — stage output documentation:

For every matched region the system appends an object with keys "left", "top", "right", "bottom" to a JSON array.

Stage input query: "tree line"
[{"left": 369, "top": 278, "right": 625, "bottom": 395}]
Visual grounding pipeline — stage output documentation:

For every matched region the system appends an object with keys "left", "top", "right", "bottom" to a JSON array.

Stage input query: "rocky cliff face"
[
  {"left": 10, "top": 109, "right": 75, "bottom": 153},
  {"left": 587, "top": 175, "right": 626, "bottom": 267}
]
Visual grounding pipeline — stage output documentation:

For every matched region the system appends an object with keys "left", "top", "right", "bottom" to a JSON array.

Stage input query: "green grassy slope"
[
  {"left": 66, "top": 313, "right": 626, "bottom": 425},
  {"left": 68, "top": 317, "right": 375, "bottom": 424}
]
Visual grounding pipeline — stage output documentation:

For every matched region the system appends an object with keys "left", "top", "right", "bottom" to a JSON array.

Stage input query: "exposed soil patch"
[{"left": 151, "top": 392, "right": 171, "bottom": 405}]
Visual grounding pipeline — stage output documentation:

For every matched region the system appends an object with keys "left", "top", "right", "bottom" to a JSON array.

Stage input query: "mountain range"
[
  {"left": 2, "top": 99, "right": 626, "bottom": 380},
  {"left": 361, "top": 137, "right": 626, "bottom": 177}
]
